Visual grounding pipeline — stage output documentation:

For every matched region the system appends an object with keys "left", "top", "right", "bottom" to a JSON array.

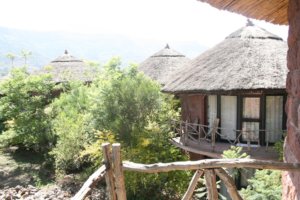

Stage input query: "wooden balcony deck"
[{"left": 171, "top": 137, "right": 280, "bottom": 161}]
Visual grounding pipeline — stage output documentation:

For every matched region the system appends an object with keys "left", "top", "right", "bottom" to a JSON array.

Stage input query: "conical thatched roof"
[
  {"left": 34, "top": 50, "right": 96, "bottom": 83},
  {"left": 198, "top": 0, "right": 288, "bottom": 25},
  {"left": 163, "top": 23, "right": 288, "bottom": 94},
  {"left": 138, "top": 44, "right": 190, "bottom": 85}
]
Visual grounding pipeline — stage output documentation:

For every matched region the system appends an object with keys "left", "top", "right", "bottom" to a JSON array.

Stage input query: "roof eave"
[{"left": 162, "top": 88, "right": 287, "bottom": 95}]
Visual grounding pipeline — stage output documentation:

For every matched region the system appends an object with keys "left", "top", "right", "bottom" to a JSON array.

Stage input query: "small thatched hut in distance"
[
  {"left": 35, "top": 50, "right": 96, "bottom": 83},
  {"left": 164, "top": 22, "right": 287, "bottom": 161},
  {"left": 138, "top": 44, "right": 190, "bottom": 85}
]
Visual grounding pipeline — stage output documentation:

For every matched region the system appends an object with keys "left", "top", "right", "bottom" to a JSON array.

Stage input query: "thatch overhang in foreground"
[
  {"left": 197, "top": 0, "right": 288, "bottom": 25},
  {"left": 138, "top": 44, "right": 191, "bottom": 86},
  {"left": 163, "top": 23, "right": 288, "bottom": 95},
  {"left": 34, "top": 50, "right": 96, "bottom": 83}
]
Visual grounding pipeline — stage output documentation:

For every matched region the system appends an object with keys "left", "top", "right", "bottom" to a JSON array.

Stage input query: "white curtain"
[
  {"left": 243, "top": 97, "right": 260, "bottom": 119},
  {"left": 266, "top": 96, "right": 283, "bottom": 143},
  {"left": 242, "top": 122, "right": 259, "bottom": 142},
  {"left": 221, "top": 96, "right": 237, "bottom": 140},
  {"left": 207, "top": 95, "right": 217, "bottom": 127}
]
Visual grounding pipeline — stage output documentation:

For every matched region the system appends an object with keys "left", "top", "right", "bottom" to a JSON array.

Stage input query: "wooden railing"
[
  {"left": 171, "top": 120, "right": 285, "bottom": 151},
  {"left": 72, "top": 143, "right": 300, "bottom": 200}
]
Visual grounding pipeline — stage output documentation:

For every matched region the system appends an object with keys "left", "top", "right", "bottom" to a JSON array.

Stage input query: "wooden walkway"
[{"left": 171, "top": 137, "right": 279, "bottom": 161}]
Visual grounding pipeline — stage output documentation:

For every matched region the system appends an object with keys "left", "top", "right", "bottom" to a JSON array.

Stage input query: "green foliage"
[
  {"left": 124, "top": 119, "right": 189, "bottom": 200},
  {"left": 0, "top": 68, "right": 56, "bottom": 152},
  {"left": 240, "top": 169, "right": 282, "bottom": 200},
  {"left": 222, "top": 146, "right": 282, "bottom": 200},
  {"left": 222, "top": 146, "right": 249, "bottom": 159},
  {"left": 49, "top": 82, "right": 96, "bottom": 173},
  {"left": 50, "top": 58, "right": 189, "bottom": 198},
  {"left": 274, "top": 137, "right": 284, "bottom": 161},
  {"left": 91, "top": 58, "right": 162, "bottom": 145},
  {"left": 0, "top": 58, "right": 190, "bottom": 198},
  {"left": 222, "top": 146, "right": 249, "bottom": 180}
]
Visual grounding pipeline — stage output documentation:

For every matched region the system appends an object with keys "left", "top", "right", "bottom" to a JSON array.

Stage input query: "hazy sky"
[{"left": 0, "top": 0, "right": 288, "bottom": 47}]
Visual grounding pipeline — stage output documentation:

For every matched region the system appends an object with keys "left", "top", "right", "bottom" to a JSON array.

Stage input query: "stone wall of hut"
[
  {"left": 283, "top": 1, "right": 300, "bottom": 199},
  {"left": 180, "top": 94, "right": 206, "bottom": 125}
]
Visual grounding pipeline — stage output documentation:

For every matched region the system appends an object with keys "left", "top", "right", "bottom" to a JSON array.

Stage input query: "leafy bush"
[
  {"left": 49, "top": 82, "right": 96, "bottom": 173},
  {"left": 240, "top": 169, "right": 282, "bottom": 200},
  {"left": 222, "top": 146, "right": 249, "bottom": 181},
  {"left": 50, "top": 58, "right": 190, "bottom": 198},
  {"left": 274, "top": 137, "right": 285, "bottom": 161},
  {"left": 90, "top": 58, "right": 162, "bottom": 145},
  {"left": 222, "top": 146, "right": 282, "bottom": 200},
  {"left": 0, "top": 68, "right": 56, "bottom": 152}
]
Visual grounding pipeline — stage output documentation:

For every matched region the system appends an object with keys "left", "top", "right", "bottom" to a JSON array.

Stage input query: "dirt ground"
[{"left": 0, "top": 148, "right": 54, "bottom": 189}]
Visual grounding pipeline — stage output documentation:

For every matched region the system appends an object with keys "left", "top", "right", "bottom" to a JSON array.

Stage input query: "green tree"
[
  {"left": 20, "top": 50, "right": 32, "bottom": 65},
  {"left": 0, "top": 67, "right": 56, "bottom": 151},
  {"left": 91, "top": 58, "right": 162, "bottom": 145},
  {"left": 49, "top": 82, "right": 96, "bottom": 172},
  {"left": 50, "top": 58, "right": 190, "bottom": 198},
  {"left": 240, "top": 169, "right": 282, "bottom": 200},
  {"left": 6, "top": 53, "right": 16, "bottom": 68}
]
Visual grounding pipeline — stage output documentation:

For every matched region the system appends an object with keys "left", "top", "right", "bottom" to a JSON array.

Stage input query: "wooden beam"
[
  {"left": 122, "top": 158, "right": 300, "bottom": 173},
  {"left": 102, "top": 143, "right": 117, "bottom": 200},
  {"left": 71, "top": 165, "right": 106, "bottom": 200},
  {"left": 112, "top": 143, "right": 127, "bottom": 200},
  {"left": 182, "top": 170, "right": 204, "bottom": 200},
  {"left": 215, "top": 168, "right": 242, "bottom": 200},
  {"left": 204, "top": 169, "right": 218, "bottom": 200}
]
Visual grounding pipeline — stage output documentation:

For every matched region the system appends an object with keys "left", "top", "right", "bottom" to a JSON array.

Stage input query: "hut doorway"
[{"left": 240, "top": 97, "right": 261, "bottom": 145}]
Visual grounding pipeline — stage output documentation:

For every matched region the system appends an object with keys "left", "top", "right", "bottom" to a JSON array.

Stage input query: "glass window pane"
[
  {"left": 243, "top": 97, "right": 260, "bottom": 119},
  {"left": 266, "top": 96, "right": 283, "bottom": 143},
  {"left": 221, "top": 96, "right": 237, "bottom": 140},
  {"left": 242, "top": 122, "right": 259, "bottom": 142}
]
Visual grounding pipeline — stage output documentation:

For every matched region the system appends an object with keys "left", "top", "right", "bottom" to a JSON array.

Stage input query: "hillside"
[{"left": 0, "top": 27, "right": 207, "bottom": 76}]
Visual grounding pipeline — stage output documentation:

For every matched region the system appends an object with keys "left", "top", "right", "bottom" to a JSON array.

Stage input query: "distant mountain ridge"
[{"left": 0, "top": 26, "right": 207, "bottom": 76}]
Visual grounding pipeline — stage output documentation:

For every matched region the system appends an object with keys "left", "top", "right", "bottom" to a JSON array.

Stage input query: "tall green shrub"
[
  {"left": 0, "top": 68, "right": 56, "bottom": 151},
  {"left": 49, "top": 82, "right": 96, "bottom": 172},
  {"left": 90, "top": 58, "right": 162, "bottom": 145},
  {"left": 50, "top": 58, "right": 190, "bottom": 198}
]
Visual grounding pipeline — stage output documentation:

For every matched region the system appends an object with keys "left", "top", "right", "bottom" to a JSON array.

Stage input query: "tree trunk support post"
[
  {"left": 182, "top": 170, "right": 204, "bottom": 200},
  {"left": 102, "top": 143, "right": 117, "bottom": 200},
  {"left": 215, "top": 168, "right": 242, "bottom": 200},
  {"left": 204, "top": 169, "right": 218, "bottom": 200},
  {"left": 112, "top": 143, "right": 127, "bottom": 200}
]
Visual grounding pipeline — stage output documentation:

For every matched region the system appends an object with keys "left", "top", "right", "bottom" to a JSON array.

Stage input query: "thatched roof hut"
[
  {"left": 138, "top": 44, "right": 190, "bottom": 85},
  {"left": 163, "top": 22, "right": 288, "bottom": 94},
  {"left": 35, "top": 50, "right": 96, "bottom": 83},
  {"left": 197, "top": 0, "right": 288, "bottom": 25},
  {"left": 195, "top": 0, "right": 300, "bottom": 198}
]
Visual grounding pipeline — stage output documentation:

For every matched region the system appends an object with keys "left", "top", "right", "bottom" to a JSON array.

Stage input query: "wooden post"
[
  {"left": 215, "top": 168, "right": 242, "bottom": 200},
  {"left": 204, "top": 169, "right": 218, "bottom": 200},
  {"left": 184, "top": 120, "right": 188, "bottom": 145},
  {"left": 102, "top": 143, "right": 117, "bottom": 200},
  {"left": 112, "top": 143, "right": 127, "bottom": 200},
  {"left": 72, "top": 165, "right": 106, "bottom": 200},
  {"left": 180, "top": 121, "right": 183, "bottom": 142},
  {"left": 182, "top": 170, "right": 204, "bottom": 200},
  {"left": 247, "top": 138, "right": 251, "bottom": 151},
  {"left": 211, "top": 118, "right": 219, "bottom": 152}
]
